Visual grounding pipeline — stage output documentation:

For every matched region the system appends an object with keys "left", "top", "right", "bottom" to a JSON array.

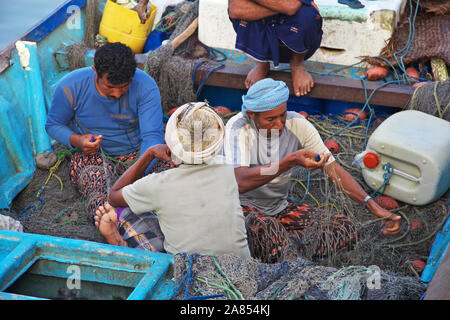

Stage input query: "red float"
[
  {"left": 375, "top": 195, "right": 399, "bottom": 210},
  {"left": 406, "top": 66, "right": 419, "bottom": 82},
  {"left": 325, "top": 139, "right": 339, "bottom": 154},
  {"left": 366, "top": 66, "right": 388, "bottom": 80},
  {"left": 214, "top": 106, "right": 232, "bottom": 115},
  {"left": 167, "top": 107, "right": 179, "bottom": 117},
  {"left": 411, "top": 221, "right": 424, "bottom": 231},
  {"left": 343, "top": 108, "right": 367, "bottom": 121},
  {"left": 411, "top": 260, "right": 426, "bottom": 272},
  {"left": 299, "top": 111, "right": 309, "bottom": 119}
]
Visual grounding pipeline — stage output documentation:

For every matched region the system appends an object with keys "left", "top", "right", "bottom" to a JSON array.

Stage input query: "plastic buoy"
[
  {"left": 343, "top": 108, "right": 367, "bottom": 121},
  {"left": 299, "top": 111, "right": 309, "bottom": 119},
  {"left": 167, "top": 107, "right": 179, "bottom": 116},
  {"left": 366, "top": 66, "right": 388, "bottom": 80},
  {"left": 214, "top": 106, "right": 232, "bottom": 114},
  {"left": 406, "top": 67, "right": 419, "bottom": 82},
  {"left": 411, "top": 221, "right": 424, "bottom": 231},
  {"left": 325, "top": 139, "right": 339, "bottom": 154},
  {"left": 362, "top": 152, "right": 379, "bottom": 168},
  {"left": 375, "top": 195, "right": 399, "bottom": 210},
  {"left": 411, "top": 260, "right": 426, "bottom": 272}
]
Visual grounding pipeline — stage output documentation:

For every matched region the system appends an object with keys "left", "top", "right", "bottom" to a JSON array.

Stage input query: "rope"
[
  {"left": 370, "top": 162, "right": 394, "bottom": 198},
  {"left": 192, "top": 60, "right": 225, "bottom": 98}
]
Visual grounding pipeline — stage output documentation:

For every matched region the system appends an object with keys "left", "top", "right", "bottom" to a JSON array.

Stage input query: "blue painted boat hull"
[{"left": 0, "top": 230, "right": 174, "bottom": 300}]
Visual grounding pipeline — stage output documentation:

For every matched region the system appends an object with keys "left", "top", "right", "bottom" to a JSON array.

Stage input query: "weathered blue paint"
[
  {"left": 0, "top": 0, "right": 87, "bottom": 209},
  {"left": 421, "top": 215, "right": 450, "bottom": 283},
  {"left": 23, "top": 0, "right": 87, "bottom": 44},
  {"left": 0, "top": 292, "right": 47, "bottom": 300},
  {"left": 0, "top": 231, "right": 175, "bottom": 300},
  {"left": 0, "top": 96, "right": 36, "bottom": 209},
  {"left": 0, "top": 238, "right": 38, "bottom": 291}
]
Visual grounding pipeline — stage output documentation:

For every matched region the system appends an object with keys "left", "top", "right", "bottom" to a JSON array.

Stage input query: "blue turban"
[{"left": 241, "top": 78, "right": 290, "bottom": 114}]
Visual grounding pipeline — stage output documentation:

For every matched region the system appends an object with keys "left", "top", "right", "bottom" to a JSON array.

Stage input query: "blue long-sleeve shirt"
[{"left": 45, "top": 67, "right": 164, "bottom": 157}]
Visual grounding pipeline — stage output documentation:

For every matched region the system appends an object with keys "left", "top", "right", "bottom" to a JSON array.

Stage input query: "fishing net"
[
  {"left": 361, "top": 0, "right": 450, "bottom": 75},
  {"left": 6, "top": 143, "right": 104, "bottom": 242},
  {"left": 171, "top": 253, "right": 426, "bottom": 300},
  {"left": 215, "top": 111, "right": 449, "bottom": 279},
  {"left": 65, "top": 0, "right": 103, "bottom": 70},
  {"left": 4, "top": 0, "right": 447, "bottom": 300},
  {"left": 407, "top": 80, "right": 450, "bottom": 121},
  {"left": 283, "top": 113, "right": 449, "bottom": 277},
  {"left": 144, "top": 0, "right": 222, "bottom": 113}
]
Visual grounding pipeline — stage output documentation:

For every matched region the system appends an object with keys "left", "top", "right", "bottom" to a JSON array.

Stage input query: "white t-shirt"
[
  {"left": 224, "top": 111, "right": 335, "bottom": 216},
  {"left": 122, "top": 159, "right": 251, "bottom": 259}
]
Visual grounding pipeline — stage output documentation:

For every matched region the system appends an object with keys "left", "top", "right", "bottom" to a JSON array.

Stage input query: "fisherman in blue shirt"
[
  {"left": 46, "top": 42, "right": 167, "bottom": 220},
  {"left": 228, "top": 0, "right": 322, "bottom": 96}
]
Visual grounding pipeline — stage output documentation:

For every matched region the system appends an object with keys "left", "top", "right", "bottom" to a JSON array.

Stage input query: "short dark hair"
[{"left": 94, "top": 42, "right": 137, "bottom": 84}]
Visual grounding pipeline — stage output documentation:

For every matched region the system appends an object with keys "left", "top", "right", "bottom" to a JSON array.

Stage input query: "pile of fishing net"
[
  {"left": 406, "top": 80, "right": 450, "bottom": 121},
  {"left": 216, "top": 111, "right": 449, "bottom": 279},
  {"left": 171, "top": 253, "right": 426, "bottom": 300},
  {"left": 144, "top": 0, "right": 224, "bottom": 113},
  {"left": 362, "top": 0, "right": 450, "bottom": 69},
  {"left": 285, "top": 113, "right": 449, "bottom": 278},
  {"left": 6, "top": 144, "right": 104, "bottom": 242}
]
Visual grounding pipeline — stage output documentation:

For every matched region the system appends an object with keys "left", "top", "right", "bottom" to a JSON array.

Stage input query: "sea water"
[{"left": 0, "top": 0, "right": 68, "bottom": 51}]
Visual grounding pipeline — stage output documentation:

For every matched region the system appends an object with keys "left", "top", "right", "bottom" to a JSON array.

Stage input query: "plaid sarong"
[
  {"left": 242, "top": 203, "right": 357, "bottom": 263},
  {"left": 117, "top": 207, "right": 165, "bottom": 252}
]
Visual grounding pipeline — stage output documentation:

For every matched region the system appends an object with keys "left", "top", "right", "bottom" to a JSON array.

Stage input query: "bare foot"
[
  {"left": 94, "top": 203, "right": 127, "bottom": 247},
  {"left": 245, "top": 61, "right": 270, "bottom": 89},
  {"left": 291, "top": 53, "right": 314, "bottom": 96}
]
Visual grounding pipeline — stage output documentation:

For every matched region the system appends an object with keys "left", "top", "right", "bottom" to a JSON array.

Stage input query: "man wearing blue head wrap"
[
  {"left": 228, "top": 0, "right": 322, "bottom": 96},
  {"left": 224, "top": 78, "right": 401, "bottom": 263}
]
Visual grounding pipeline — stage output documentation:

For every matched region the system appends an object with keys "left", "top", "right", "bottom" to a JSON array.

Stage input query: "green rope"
[{"left": 210, "top": 256, "right": 244, "bottom": 300}]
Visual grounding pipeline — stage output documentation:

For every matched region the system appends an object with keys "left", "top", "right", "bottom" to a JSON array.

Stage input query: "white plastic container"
[{"left": 362, "top": 110, "right": 450, "bottom": 205}]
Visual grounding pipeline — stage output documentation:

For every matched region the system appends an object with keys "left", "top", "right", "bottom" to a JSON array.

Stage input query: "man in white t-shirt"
[
  {"left": 95, "top": 102, "right": 251, "bottom": 259},
  {"left": 224, "top": 78, "right": 401, "bottom": 263}
]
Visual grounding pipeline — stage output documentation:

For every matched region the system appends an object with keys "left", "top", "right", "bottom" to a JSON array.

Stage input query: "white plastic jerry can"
[{"left": 360, "top": 110, "right": 450, "bottom": 205}]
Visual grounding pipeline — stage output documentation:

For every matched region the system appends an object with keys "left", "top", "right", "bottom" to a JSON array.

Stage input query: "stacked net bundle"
[
  {"left": 171, "top": 253, "right": 426, "bottom": 300},
  {"left": 407, "top": 80, "right": 450, "bottom": 121}
]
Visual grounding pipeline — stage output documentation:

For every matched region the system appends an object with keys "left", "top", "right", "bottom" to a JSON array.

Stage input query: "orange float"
[
  {"left": 325, "top": 139, "right": 339, "bottom": 154},
  {"left": 375, "top": 195, "right": 399, "bottom": 210},
  {"left": 214, "top": 106, "right": 232, "bottom": 115},
  {"left": 406, "top": 67, "right": 419, "bottom": 82},
  {"left": 343, "top": 108, "right": 367, "bottom": 121},
  {"left": 366, "top": 66, "right": 388, "bottom": 80},
  {"left": 298, "top": 111, "right": 309, "bottom": 119},
  {"left": 167, "top": 107, "right": 179, "bottom": 116},
  {"left": 411, "top": 260, "right": 426, "bottom": 272},
  {"left": 411, "top": 221, "right": 424, "bottom": 231}
]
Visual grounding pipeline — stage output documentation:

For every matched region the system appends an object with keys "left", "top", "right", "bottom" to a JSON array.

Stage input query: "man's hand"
[
  {"left": 146, "top": 144, "right": 172, "bottom": 163},
  {"left": 290, "top": 149, "right": 330, "bottom": 171},
  {"left": 367, "top": 200, "right": 402, "bottom": 235},
  {"left": 71, "top": 134, "right": 103, "bottom": 155}
]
